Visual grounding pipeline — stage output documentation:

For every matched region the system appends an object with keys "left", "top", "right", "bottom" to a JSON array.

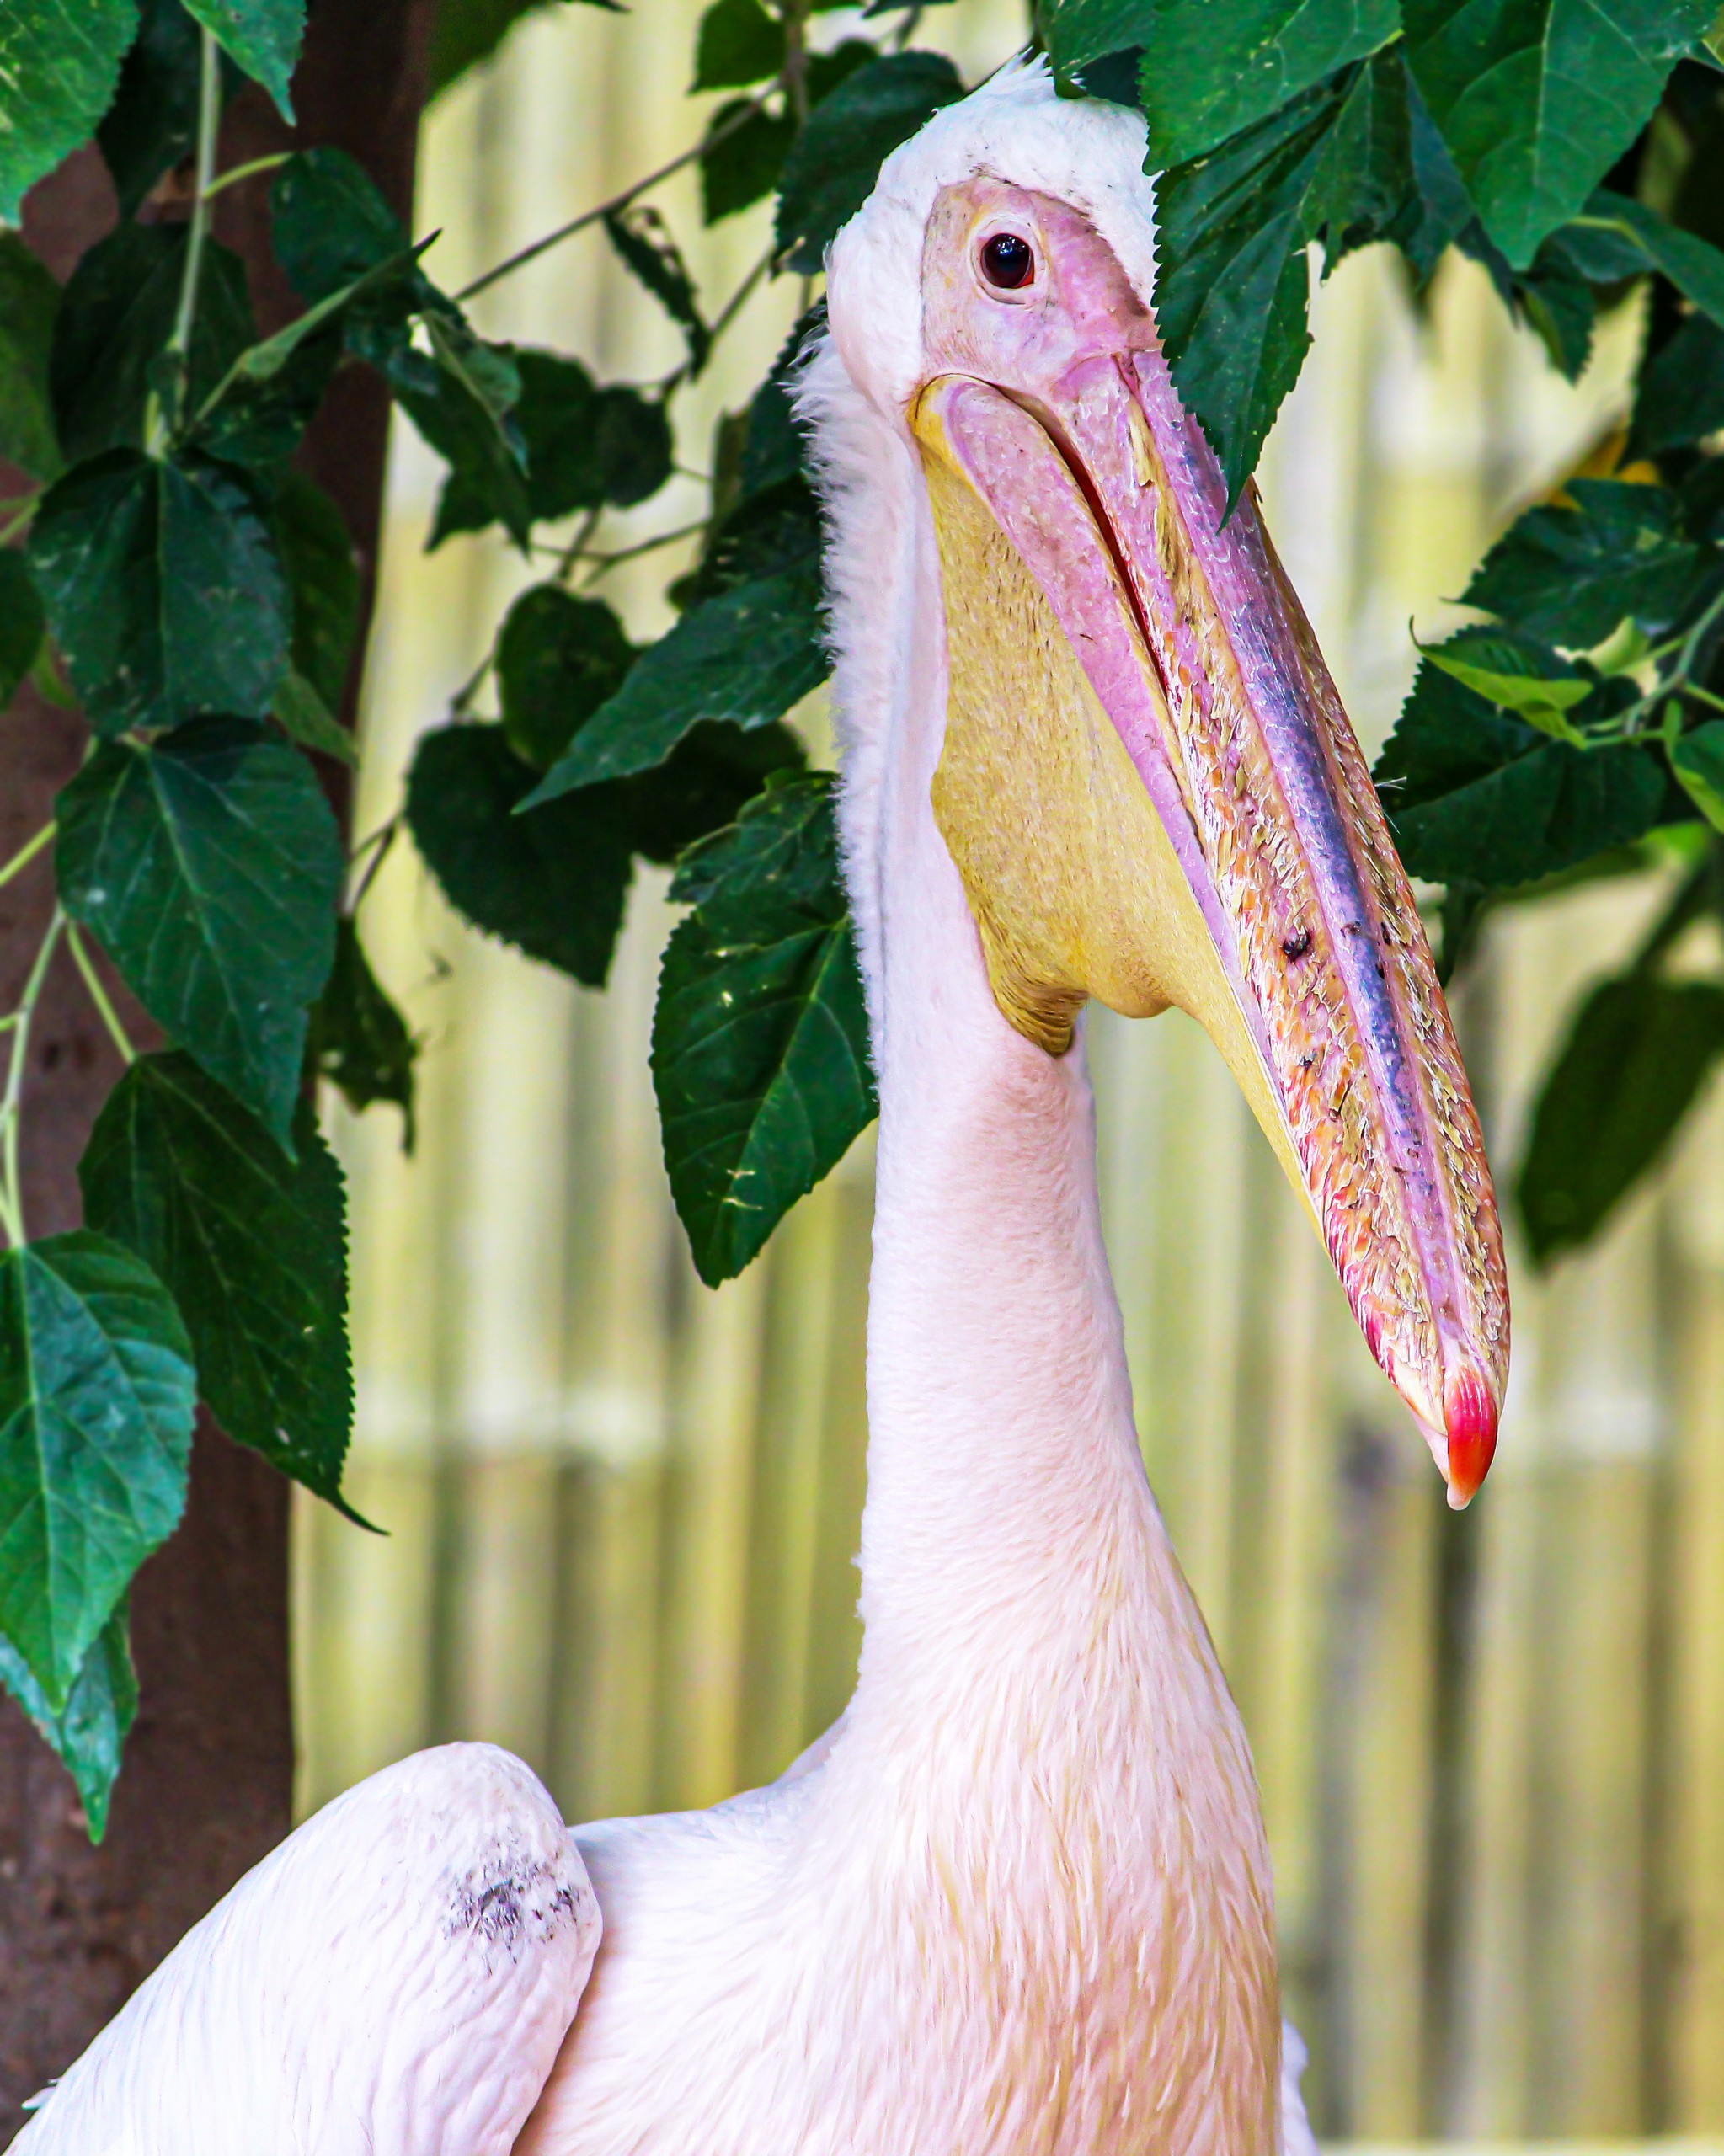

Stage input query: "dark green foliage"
[
  {"left": 702, "top": 100, "right": 798, "bottom": 222},
  {"left": 623, "top": 719, "right": 806, "bottom": 862},
  {"left": 182, "top": 0, "right": 306, "bottom": 121},
  {"left": 654, "top": 775, "right": 874, "bottom": 1284},
  {"left": 1519, "top": 970, "right": 1724, "bottom": 1261},
  {"left": 271, "top": 147, "right": 414, "bottom": 311},
  {"left": 1632, "top": 312, "right": 1724, "bottom": 456},
  {"left": 0, "top": 552, "right": 45, "bottom": 708},
  {"left": 0, "top": 234, "right": 63, "bottom": 481},
  {"left": 777, "top": 51, "right": 964, "bottom": 272},
  {"left": 0, "top": 1598, "right": 136, "bottom": 1838},
  {"left": 602, "top": 207, "right": 711, "bottom": 376},
  {"left": 1374, "top": 656, "right": 1670, "bottom": 887},
  {"left": 51, "top": 226, "right": 254, "bottom": 462},
  {"left": 0, "top": 0, "right": 137, "bottom": 222},
  {"left": 307, "top": 921, "right": 419, "bottom": 1145},
  {"left": 1668, "top": 719, "right": 1724, "bottom": 830},
  {"left": 427, "top": 0, "right": 619, "bottom": 100},
  {"left": 0, "top": 1231, "right": 195, "bottom": 1710},
  {"left": 82, "top": 1054, "right": 355, "bottom": 1503},
  {"left": 56, "top": 720, "right": 344, "bottom": 1145},
  {"left": 1401, "top": 0, "right": 1711, "bottom": 268},
  {"left": 693, "top": 0, "right": 784, "bottom": 89},
  {"left": 1464, "top": 478, "right": 1710, "bottom": 646},
  {"left": 29, "top": 448, "right": 291, "bottom": 735},
  {"left": 526, "top": 564, "right": 827, "bottom": 800},
  {"left": 275, "top": 471, "right": 361, "bottom": 715},
  {"left": 1118, "top": 0, "right": 1403, "bottom": 164},
  {"left": 433, "top": 352, "right": 673, "bottom": 542},
  {"left": 498, "top": 584, "right": 638, "bottom": 769},
  {"left": 407, "top": 723, "right": 636, "bottom": 985},
  {"left": 99, "top": 0, "right": 210, "bottom": 218},
  {"left": 1153, "top": 49, "right": 1410, "bottom": 502}
]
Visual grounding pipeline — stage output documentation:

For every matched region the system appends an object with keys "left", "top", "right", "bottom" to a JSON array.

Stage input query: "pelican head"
[{"left": 818, "top": 62, "right": 1509, "bottom": 1505}]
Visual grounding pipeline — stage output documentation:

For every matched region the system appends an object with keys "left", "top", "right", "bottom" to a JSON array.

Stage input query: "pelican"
[{"left": 15, "top": 61, "right": 1508, "bottom": 2156}]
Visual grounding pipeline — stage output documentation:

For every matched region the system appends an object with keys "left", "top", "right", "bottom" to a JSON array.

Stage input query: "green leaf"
[
  {"left": 1401, "top": 0, "right": 1711, "bottom": 269},
  {"left": 1669, "top": 718, "right": 1724, "bottom": 828},
  {"left": 0, "top": 551, "right": 45, "bottom": 707},
  {"left": 702, "top": 99, "right": 796, "bottom": 223},
  {"left": 603, "top": 207, "right": 711, "bottom": 376},
  {"left": 1574, "top": 189, "right": 1724, "bottom": 324},
  {"left": 395, "top": 338, "right": 531, "bottom": 550},
  {"left": 1632, "top": 311, "right": 1724, "bottom": 455},
  {"left": 56, "top": 718, "right": 343, "bottom": 1145},
  {"left": 0, "top": 0, "right": 138, "bottom": 224},
  {"left": 1465, "top": 477, "right": 1708, "bottom": 646},
  {"left": 51, "top": 225, "right": 254, "bottom": 463},
  {"left": 181, "top": 0, "right": 304, "bottom": 120},
  {"left": 271, "top": 147, "right": 413, "bottom": 309},
  {"left": 307, "top": 918, "right": 417, "bottom": 1145},
  {"left": 274, "top": 469, "right": 360, "bottom": 714},
  {"left": 1415, "top": 631, "right": 1593, "bottom": 739},
  {"left": 28, "top": 447, "right": 290, "bottom": 734},
  {"left": 0, "top": 1597, "right": 136, "bottom": 1839},
  {"left": 1065, "top": 0, "right": 1401, "bottom": 165},
  {"left": 653, "top": 774, "right": 874, "bottom": 1285},
  {"left": 0, "top": 235, "right": 61, "bottom": 481},
  {"left": 498, "top": 584, "right": 636, "bottom": 769},
  {"left": 1374, "top": 652, "right": 1670, "bottom": 886},
  {"left": 427, "top": 0, "right": 619, "bottom": 100},
  {"left": 0, "top": 1230, "right": 194, "bottom": 1711},
  {"left": 1153, "top": 50, "right": 1411, "bottom": 504},
  {"left": 777, "top": 51, "right": 965, "bottom": 274},
  {"left": 693, "top": 0, "right": 783, "bottom": 88},
  {"left": 430, "top": 351, "right": 672, "bottom": 541},
  {"left": 407, "top": 723, "right": 634, "bottom": 985},
  {"left": 99, "top": 0, "right": 211, "bottom": 219},
  {"left": 273, "top": 667, "right": 356, "bottom": 764},
  {"left": 625, "top": 718, "right": 806, "bottom": 862},
  {"left": 674, "top": 473, "right": 821, "bottom": 608},
  {"left": 1515, "top": 240, "right": 1597, "bottom": 380},
  {"left": 1519, "top": 969, "right": 1724, "bottom": 1261},
  {"left": 81, "top": 1052, "right": 353, "bottom": 1502},
  {"left": 526, "top": 565, "right": 826, "bottom": 802}
]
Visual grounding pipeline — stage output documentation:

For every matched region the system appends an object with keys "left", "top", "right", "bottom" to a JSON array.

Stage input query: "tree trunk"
[{"left": 0, "top": 3, "right": 434, "bottom": 2132}]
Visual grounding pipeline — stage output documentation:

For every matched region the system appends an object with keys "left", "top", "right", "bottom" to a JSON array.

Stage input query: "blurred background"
[{"left": 289, "top": 0, "right": 1724, "bottom": 2142}]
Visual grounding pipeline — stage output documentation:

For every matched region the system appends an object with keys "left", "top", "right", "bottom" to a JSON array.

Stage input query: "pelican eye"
[{"left": 979, "top": 232, "right": 1034, "bottom": 291}]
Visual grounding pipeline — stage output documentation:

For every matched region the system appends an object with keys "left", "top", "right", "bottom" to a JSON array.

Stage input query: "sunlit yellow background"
[{"left": 290, "top": 3, "right": 1724, "bottom": 2142}]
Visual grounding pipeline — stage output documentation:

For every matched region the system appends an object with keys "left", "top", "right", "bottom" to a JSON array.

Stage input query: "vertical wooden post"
[{"left": 0, "top": 3, "right": 433, "bottom": 2132}]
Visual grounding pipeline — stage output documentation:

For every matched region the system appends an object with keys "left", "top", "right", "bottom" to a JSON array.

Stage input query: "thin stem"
[
  {"left": 455, "top": 92, "right": 770, "bottom": 304},
  {"left": 66, "top": 923, "right": 135, "bottom": 1067},
  {"left": 147, "top": 27, "right": 222, "bottom": 453},
  {"left": 0, "top": 821, "right": 53, "bottom": 893},
  {"left": 782, "top": 0, "right": 811, "bottom": 125},
  {"left": 556, "top": 504, "right": 606, "bottom": 584},
  {"left": 202, "top": 150, "right": 291, "bottom": 201},
  {"left": 578, "top": 519, "right": 707, "bottom": 576},
  {"left": 350, "top": 819, "right": 398, "bottom": 911},
  {"left": 0, "top": 490, "right": 40, "bottom": 548},
  {"left": 706, "top": 243, "right": 774, "bottom": 346},
  {"left": 0, "top": 906, "right": 66, "bottom": 1248}
]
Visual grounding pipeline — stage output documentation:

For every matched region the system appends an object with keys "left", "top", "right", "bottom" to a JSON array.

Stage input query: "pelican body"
[{"left": 15, "top": 64, "right": 1507, "bottom": 2156}]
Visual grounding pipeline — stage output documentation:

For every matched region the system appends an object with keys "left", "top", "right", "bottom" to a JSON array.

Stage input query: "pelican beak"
[{"left": 910, "top": 348, "right": 1508, "bottom": 1506}]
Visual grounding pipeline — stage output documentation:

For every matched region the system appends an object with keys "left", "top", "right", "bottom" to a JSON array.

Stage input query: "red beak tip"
[{"left": 1444, "top": 1369, "right": 1498, "bottom": 1508}]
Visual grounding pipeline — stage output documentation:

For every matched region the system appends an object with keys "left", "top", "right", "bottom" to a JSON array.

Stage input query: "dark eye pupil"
[{"left": 980, "top": 233, "right": 1034, "bottom": 290}]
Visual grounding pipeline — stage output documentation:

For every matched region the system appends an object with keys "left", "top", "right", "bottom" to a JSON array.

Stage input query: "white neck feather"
[{"left": 803, "top": 340, "right": 1233, "bottom": 1746}]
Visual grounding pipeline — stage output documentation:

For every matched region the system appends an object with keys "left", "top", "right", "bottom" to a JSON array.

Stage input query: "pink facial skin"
[{"left": 915, "top": 179, "right": 1508, "bottom": 1504}]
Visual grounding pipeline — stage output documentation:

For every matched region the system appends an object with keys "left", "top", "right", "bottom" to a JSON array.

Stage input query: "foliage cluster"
[{"left": 0, "top": 0, "right": 1721, "bottom": 1831}]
